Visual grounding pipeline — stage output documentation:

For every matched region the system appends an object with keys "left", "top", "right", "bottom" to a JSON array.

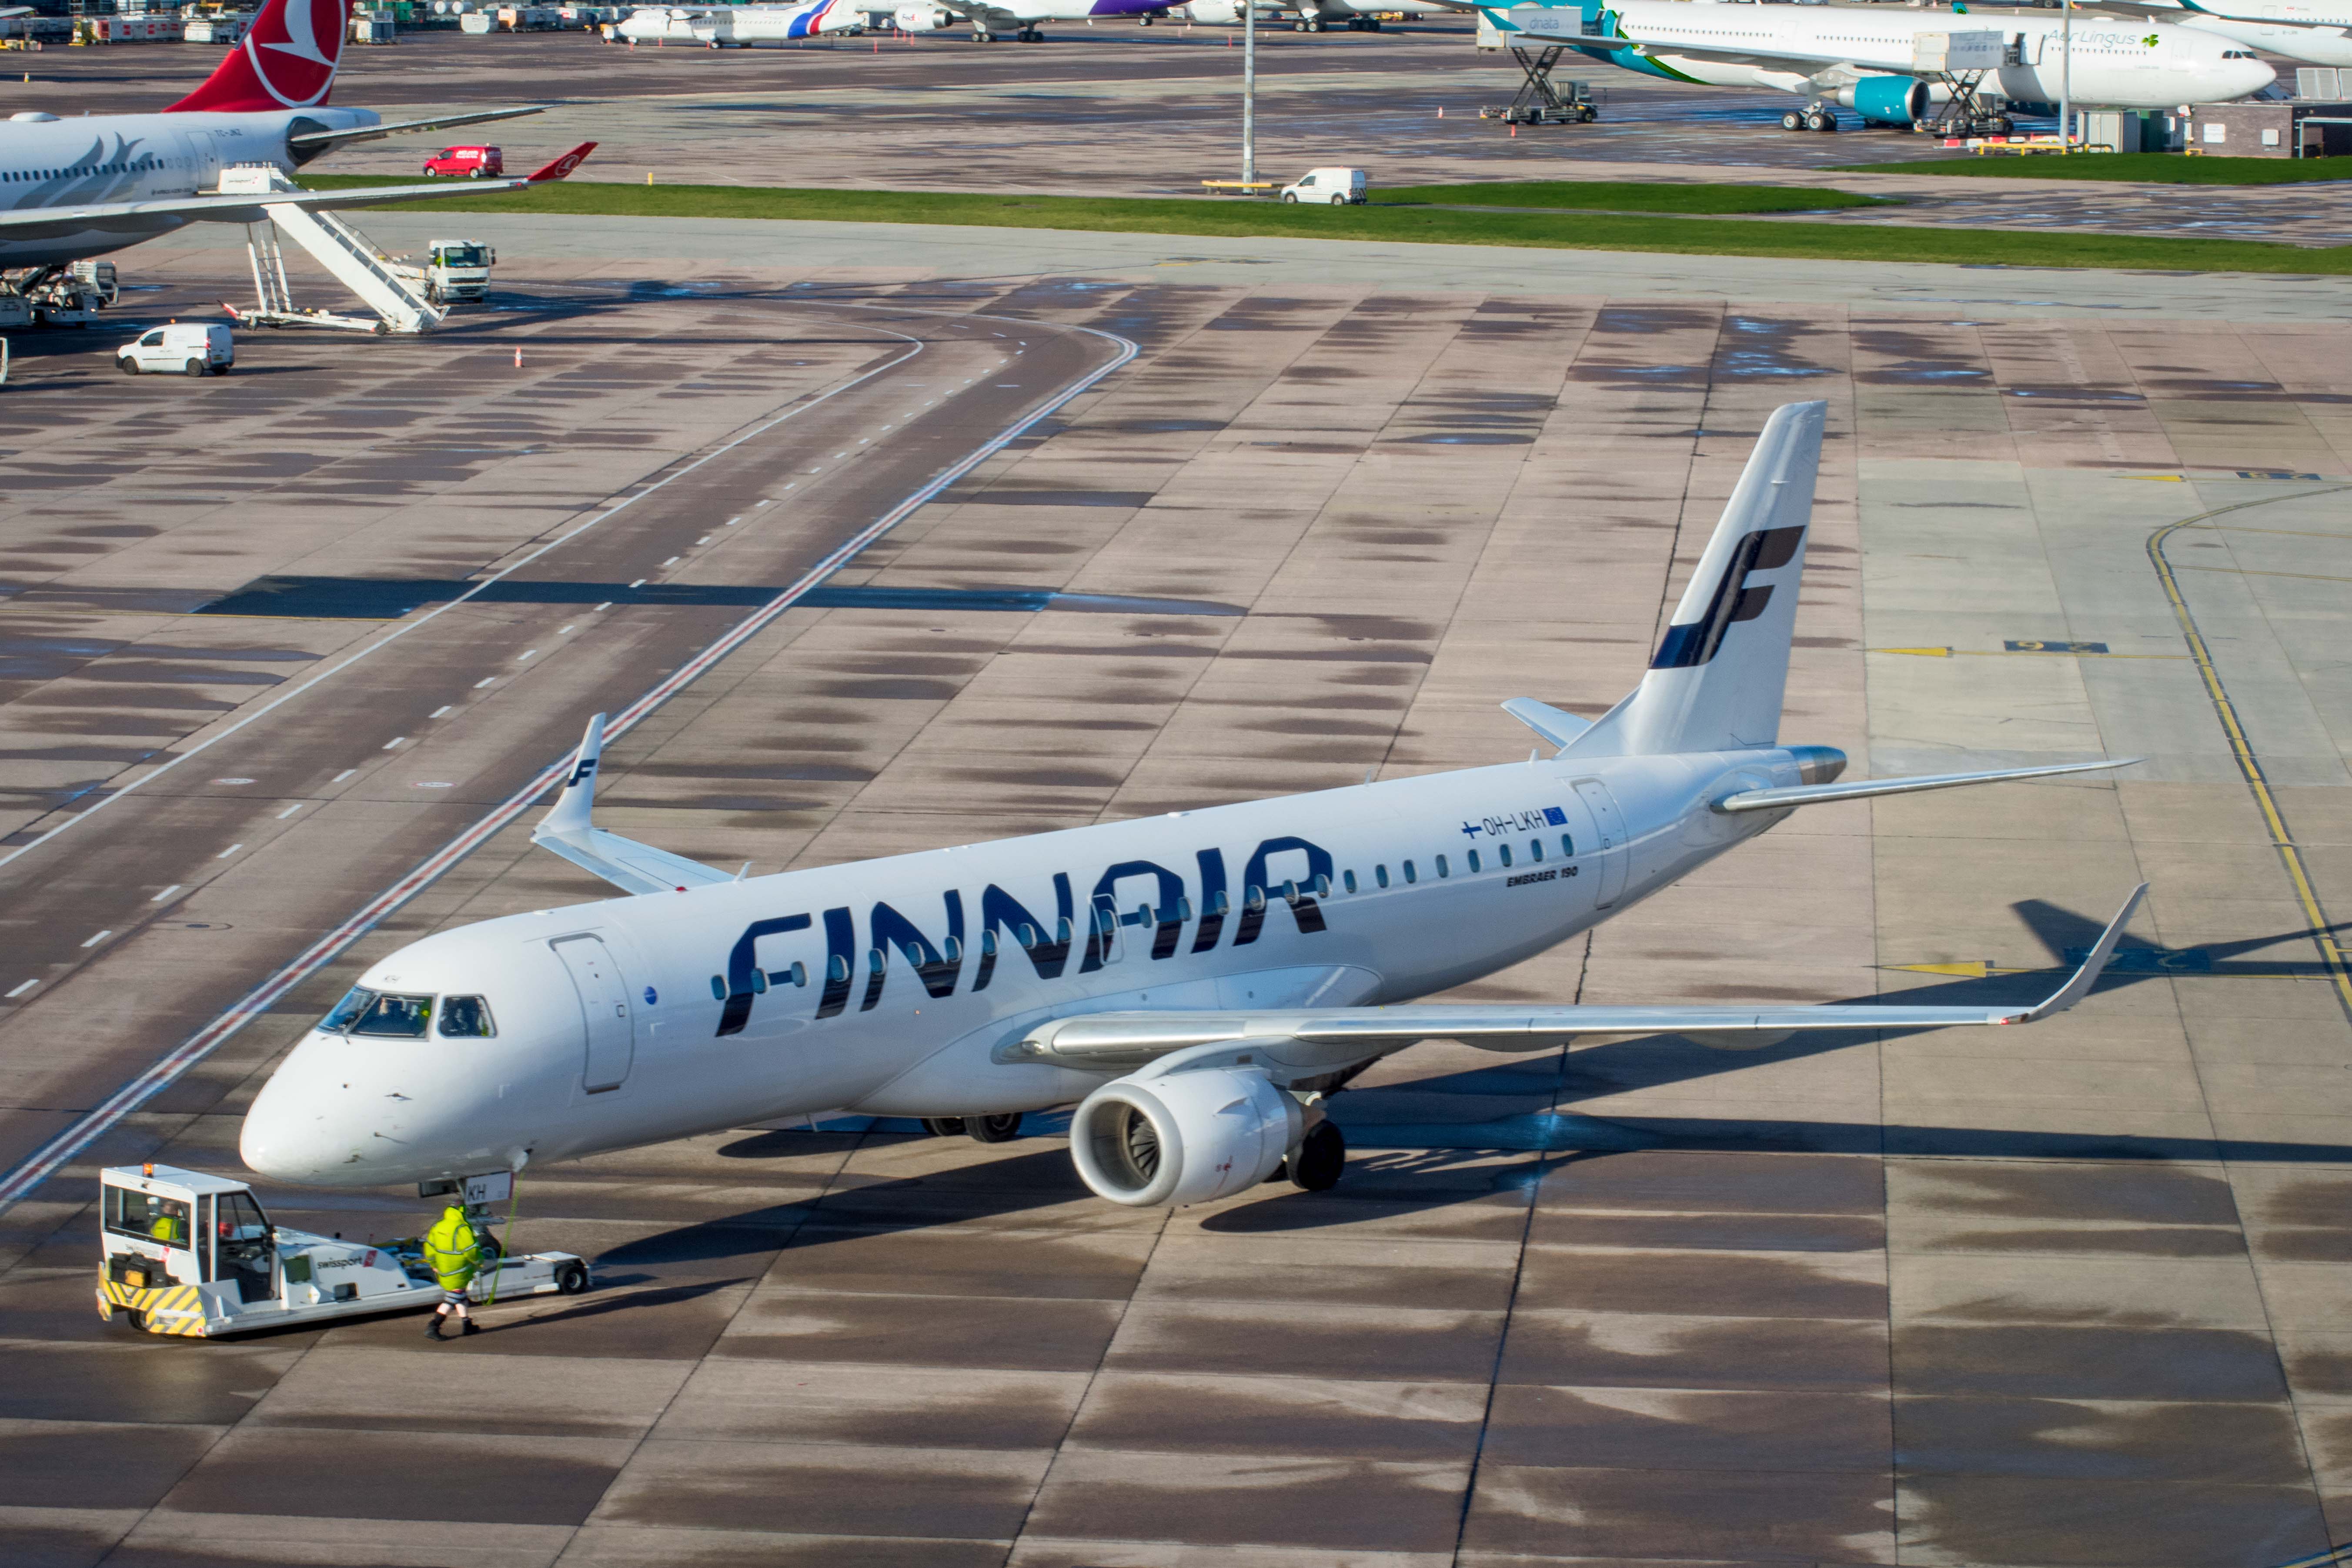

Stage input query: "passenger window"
[
  {"left": 1403, "top": 860, "right": 1417, "bottom": 884},
  {"left": 1529, "top": 838, "right": 1544, "bottom": 863},
  {"left": 1375, "top": 864, "right": 1389, "bottom": 889},
  {"left": 438, "top": 996, "right": 495, "bottom": 1038},
  {"left": 1343, "top": 869, "right": 1357, "bottom": 894},
  {"left": 350, "top": 993, "right": 433, "bottom": 1037},
  {"left": 1560, "top": 833, "right": 1574, "bottom": 857},
  {"left": 1498, "top": 843, "right": 1513, "bottom": 868}
]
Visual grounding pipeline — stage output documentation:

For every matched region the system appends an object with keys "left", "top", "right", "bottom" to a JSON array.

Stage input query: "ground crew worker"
[
  {"left": 149, "top": 1205, "right": 186, "bottom": 1246},
  {"left": 423, "top": 1203, "right": 484, "bottom": 1340}
]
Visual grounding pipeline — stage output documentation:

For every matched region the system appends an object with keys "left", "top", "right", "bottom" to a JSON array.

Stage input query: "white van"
[
  {"left": 117, "top": 322, "right": 234, "bottom": 377},
  {"left": 1279, "top": 167, "right": 1368, "bottom": 205}
]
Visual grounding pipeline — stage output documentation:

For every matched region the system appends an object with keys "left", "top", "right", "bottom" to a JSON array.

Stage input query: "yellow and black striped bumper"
[{"left": 97, "top": 1277, "right": 212, "bottom": 1337}]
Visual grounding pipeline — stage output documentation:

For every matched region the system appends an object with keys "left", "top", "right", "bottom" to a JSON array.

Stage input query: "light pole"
[
  {"left": 2059, "top": 0, "right": 2072, "bottom": 147},
  {"left": 1243, "top": 0, "right": 1257, "bottom": 184}
]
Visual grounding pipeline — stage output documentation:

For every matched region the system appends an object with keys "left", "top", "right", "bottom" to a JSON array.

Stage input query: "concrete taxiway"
[{"left": 0, "top": 220, "right": 2348, "bottom": 1567}]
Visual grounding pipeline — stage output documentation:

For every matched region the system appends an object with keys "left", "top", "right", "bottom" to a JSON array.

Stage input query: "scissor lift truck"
[{"left": 97, "top": 1163, "right": 588, "bottom": 1339}]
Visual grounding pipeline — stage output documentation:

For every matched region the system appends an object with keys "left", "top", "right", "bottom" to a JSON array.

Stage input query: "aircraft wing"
[
  {"left": 0, "top": 142, "right": 595, "bottom": 236},
  {"left": 286, "top": 105, "right": 549, "bottom": 155},
  {"left": 531, "top": 712, "right": 732, "bottom": 897},
  {"left": 1471, "top": 7, "right": 1884, "bottom": 76},
  {"left": 1004, "top": 886, "right": 2147, "bottom": 1074}
]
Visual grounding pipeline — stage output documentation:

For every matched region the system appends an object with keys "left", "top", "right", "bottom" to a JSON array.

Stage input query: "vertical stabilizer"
[
  {"left": 1567, "top": 400, "right": 1826, "bottom": 758},
  {"left": 166, "top": 0, "right": 344, "bottom": 113}
]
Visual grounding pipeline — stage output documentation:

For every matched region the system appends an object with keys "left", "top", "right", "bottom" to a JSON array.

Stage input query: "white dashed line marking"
[
  {"left": 662, "top": 556, "right": 680, "bottom": 567},
  {"left": 628, "top": 579, "right": 647, "bottom": 588},
  {"left": 517, "top": 650, "right": 538, "bottom": 662},
  {"left": 593, "top": 603, "right": 612, "bottom": 613},
  {"left": 726, "top": 515, "right": 742, "bottom": 525},
  {"left": 558, "top": 625, "right": 576, "bottom": 636},
  {"left": 277, "top": 802, "right": 304, "bottom": 818},
  {"left": 150, "top": 886, "right": 181, "bottom": 904},
  {"left": 430, "top": 705, "right": 453, "bottom": 719},
  {"left": 473, "top": 678, "right": 495, "bottom": 690},
  {"left": 4, "top": 980, "right": 35, "bottom": 1000},
  {"left": 383, "top": 738, "right": 405, "bottom": 749},
  {"left": 80, "top": 931, "right": 111, "bottom": 949},
  {"left": 334, "top": 769, "right": 358, "bottom": 782},
  {"left": 216, "top": 844, "right": 243, "bottom": 858}
]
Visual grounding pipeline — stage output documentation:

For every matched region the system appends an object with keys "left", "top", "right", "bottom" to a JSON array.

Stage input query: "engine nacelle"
[
  {"left": 1838, "top": 75, "right": 1928, "bottom": 122},
  {"left": 892, "top": 4, "right": 952, "bottom": 29},
  {"left": 1069, "top": 1063, "right": 1302, "bottom": 1208}
]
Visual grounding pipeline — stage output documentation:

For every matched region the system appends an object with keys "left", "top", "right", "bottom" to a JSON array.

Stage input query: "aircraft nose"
[{"left": 239, "top": 1040, "right": 383, "bottom": 1184}]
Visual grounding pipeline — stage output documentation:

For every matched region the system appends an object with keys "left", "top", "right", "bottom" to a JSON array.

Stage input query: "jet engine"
[
  {"left": 892, "top": 4, "right": 953, "bottom": 28},
  {"left": 1837, "top": 75, "right": 1929, "bottom": 121},
  {"left": 1069, "top": 1060, "right": 1302, "bottom": 1208}
]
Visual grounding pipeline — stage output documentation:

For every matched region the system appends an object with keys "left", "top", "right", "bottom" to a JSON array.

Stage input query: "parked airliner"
[
  {"left": 241, "top": 402, "right": 2146, "bottom": 1210},
  {"left": 1475, "top": 0, "right": 2272, "bottom": 128},
  {"left": 611, "top": 0, "right": 865, "bottom": 45},
  {"left": 2122, "top": 0, "right": 2352, "bottom": 68},
  {"left": 0, "top": 0, "right": 588, "bottom": 271},
  {"left": 892, "top": 0, "right": 1191, "bottom": 43}
]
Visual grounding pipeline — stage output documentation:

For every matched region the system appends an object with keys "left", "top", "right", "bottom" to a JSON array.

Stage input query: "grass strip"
[
  {"left": 1834, "top": 152, "right": 2352, "bottom": 184},
  {"left": 309, "top": 177, "right": 2352, "bottom": 275},
  {"left": 1373, "top": 180, "right": 1891, "bottom": 213}
]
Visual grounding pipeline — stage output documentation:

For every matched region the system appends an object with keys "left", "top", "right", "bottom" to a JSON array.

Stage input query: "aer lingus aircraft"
[
  {"left": 0, "top": 0, "right": 588, "bottom": 271},
  {"left": 2110, "top": 0, "right": 2352, "bottom": 70},
  {"left": 241, "top": 401, "right": 2146, "bottom": 1209},
  {"left": 1472, "top": 0, "right": 2271, "bottom": 130}
]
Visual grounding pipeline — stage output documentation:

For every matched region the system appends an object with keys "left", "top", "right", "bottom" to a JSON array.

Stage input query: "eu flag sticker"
[{"left": 1542, "top": 806, "right": 1568, "bottom": 826}]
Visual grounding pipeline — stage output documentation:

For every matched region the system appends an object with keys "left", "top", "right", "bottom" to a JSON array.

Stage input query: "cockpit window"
[
  {"left": 438, "top": 996, "right": 495, "bottom": 1038},
  {"left": 317, "top": 986, "right": 434, "bottom": 1037},
  {"left": 319, "top": 986, "right": 377, "bottom": 1033}
]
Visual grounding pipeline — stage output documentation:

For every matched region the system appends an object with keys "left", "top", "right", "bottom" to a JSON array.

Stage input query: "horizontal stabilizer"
[
  {"left": 531, "top": 713, "right": 729, "bottom": 897},
  {"left": 1002, "top": 885, "right": 2148, "bottom": 1074},
  {"left": 1715, "top": 757, "right": 2138, "bottom": 814},
  {"left": 1501, "top": 698, "right": 1593, "bottom": 753}
]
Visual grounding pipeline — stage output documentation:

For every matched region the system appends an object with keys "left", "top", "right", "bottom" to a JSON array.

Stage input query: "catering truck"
[{"left": 389, "top": 238, "right": 497, "bottom": 306}]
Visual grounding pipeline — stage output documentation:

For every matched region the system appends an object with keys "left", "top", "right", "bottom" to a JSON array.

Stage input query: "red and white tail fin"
[{"left": 166, "top": 0, "right": 344, "bottom": 113}]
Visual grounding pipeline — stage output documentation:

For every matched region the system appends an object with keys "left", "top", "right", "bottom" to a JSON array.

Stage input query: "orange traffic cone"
[{"left": 513, "top": 346, "right": 523, "bottom": 368}]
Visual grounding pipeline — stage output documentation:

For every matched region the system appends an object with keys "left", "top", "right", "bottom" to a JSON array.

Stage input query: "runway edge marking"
[
  {"left": 0, "top": 309, "right": 1139, "bottom": 1217},
  {"left": 0, "top": 317, "right": 935, "bottom": 874},
  {"left": 2148, "top": 489, "right": 2352, "bottom": 1025}
]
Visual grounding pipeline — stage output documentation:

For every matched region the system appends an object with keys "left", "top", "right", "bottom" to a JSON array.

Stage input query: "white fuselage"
[
  {"left": 239, "top": 744, "right": 1807, "bottom": 1187},
  {"left": 0, "top": 106, "right": 377, "bottom": 267},
  {"left": 1575, "top": 0, "right": 2275, "bottom": 109},
  {"left": 613, "top": 0, "right": 862, "bottom": 43},
  {"left": 2157, "top": 0, "right": 2352, "bottom": 68}
]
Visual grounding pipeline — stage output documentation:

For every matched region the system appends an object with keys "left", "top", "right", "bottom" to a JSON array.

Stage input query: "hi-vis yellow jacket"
[{"left": 423, "top": 1207, "right": 481, "bottom": 1292}]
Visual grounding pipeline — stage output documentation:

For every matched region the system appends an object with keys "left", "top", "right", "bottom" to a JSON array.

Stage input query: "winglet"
[
  {"left": 2010, "top": 884, "right": 2149, "bottom": 1023},
  {"left": 539, "top": 712, "right": 605, "bottom": 839},
  {"left": 526, "top": 142, "right": 597, "bottom": 183}
]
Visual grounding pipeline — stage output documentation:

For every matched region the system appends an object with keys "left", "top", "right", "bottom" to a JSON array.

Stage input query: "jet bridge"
[{"left": 217, "top": 166, "right": 445, "bottom": 336}]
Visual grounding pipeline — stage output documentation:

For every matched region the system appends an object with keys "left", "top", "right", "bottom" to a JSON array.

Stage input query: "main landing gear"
[
  {"left": 1781, "top": 104, "right": 1838, "bottom": 133},
  {"left": 921, "top": 1113, "right": 1025, "bottom": 1142},
  {"left": 971, "top": 25, "right": 1042, "bottom": 40},
  {"left": 1281, "top": 1121, "right": 1346, "bottom": 1191}
]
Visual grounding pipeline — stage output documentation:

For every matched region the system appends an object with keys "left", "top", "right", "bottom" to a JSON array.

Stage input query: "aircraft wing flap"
[{"left": 1009, "top": 886, "right": 2146, "bottom": 1071}]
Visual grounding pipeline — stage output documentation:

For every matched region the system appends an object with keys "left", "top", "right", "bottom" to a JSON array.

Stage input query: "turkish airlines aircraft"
[
  {"left": 0, "top": 0, "right": 589, "bottom": 270},
  {"left": 241, "top": 402, "right": 2146, "bottom": 1209},
  {"left": 1475, "top": 0, "right": 2273, "bottom": 122}
]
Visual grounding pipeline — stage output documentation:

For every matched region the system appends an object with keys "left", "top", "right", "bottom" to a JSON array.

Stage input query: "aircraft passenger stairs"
[{"left": 217, "top": 166, "right": 444, "bottom": 336}]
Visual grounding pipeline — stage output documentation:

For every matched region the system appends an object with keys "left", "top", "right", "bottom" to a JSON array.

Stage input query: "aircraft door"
[
  {"left": 1571, "top": 778, "right": 1629, "bottom": 909},
  {"left": 553, "top": 934, "right": 635, "bottom": 1093}
]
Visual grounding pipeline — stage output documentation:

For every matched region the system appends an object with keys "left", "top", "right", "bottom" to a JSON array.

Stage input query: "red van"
[{"left": 421, "top": 146, "right": 503, "bottom": 179}]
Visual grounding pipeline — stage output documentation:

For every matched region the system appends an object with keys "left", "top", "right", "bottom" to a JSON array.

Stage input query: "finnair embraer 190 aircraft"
[
  {"left": 1478, "top": 0, "right": 2272, "bottom": 125},
  {"left": 0, "top": 0, "right": 585, "bottom": 270},
  {"left": 241, "top": 403, "right": 2146, "bottom": 1210}
]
